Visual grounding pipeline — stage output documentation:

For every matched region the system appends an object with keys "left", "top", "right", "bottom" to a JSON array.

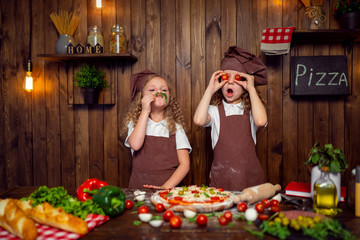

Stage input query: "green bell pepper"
[{"left": 91, "top": 185, "right": 126, "bottom": 217}]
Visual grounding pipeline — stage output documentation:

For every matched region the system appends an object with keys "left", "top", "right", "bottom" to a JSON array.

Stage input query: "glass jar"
[
  {"left": 110, "top": 25, "right": 127, "bottom": 53},
  {"left": 313, "top": 166, "right": 338, "bottom": 216},
  {"left": 87, "top": 25, "right": 104, "bottom": 47}
]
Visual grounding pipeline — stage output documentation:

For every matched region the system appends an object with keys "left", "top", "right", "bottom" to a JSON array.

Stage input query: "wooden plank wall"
[{"left": 1, "top": 0, "right": 359, "bottom": 192}]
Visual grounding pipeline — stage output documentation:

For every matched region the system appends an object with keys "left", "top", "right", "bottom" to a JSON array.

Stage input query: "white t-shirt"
[
  {"left": 125, "top": 118, "right": 192, "bottom": 155},
  {"left": 205, "top": 100, "right": 262, "bottom": 149}
]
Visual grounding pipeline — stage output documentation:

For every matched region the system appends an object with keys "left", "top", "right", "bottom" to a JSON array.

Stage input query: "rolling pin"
[{"left": 233, "top": 183, "right": 281, "bottom": 204}]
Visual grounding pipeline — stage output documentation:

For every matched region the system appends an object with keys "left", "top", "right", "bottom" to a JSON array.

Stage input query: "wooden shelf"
[
  {"left": 292, "top": 29, "right": 360, "bottom": 43},
  {"left": 37, "top": 52, "right": 138, "bottom": 62}
]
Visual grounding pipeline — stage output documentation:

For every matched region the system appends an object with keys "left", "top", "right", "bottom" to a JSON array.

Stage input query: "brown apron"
[
  {"left": 210, "top": 102, "right": 265, "bottom": 191},
  {"left": 128, "top": 135, "right": 179, "bottom": 188}
]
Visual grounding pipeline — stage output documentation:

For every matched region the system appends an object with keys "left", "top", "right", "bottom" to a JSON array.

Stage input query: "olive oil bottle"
[{"left": 313, "top": 166, "right": 338, "bottom": 216}]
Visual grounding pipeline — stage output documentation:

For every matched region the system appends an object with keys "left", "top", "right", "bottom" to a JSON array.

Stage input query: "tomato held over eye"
[
  {"left": 196, "top": 214, "right": 208, "bottom": 226},
  {"left": 235, "top": 74, "right": 241, "bottom": 80},
  {"left": 223, "top": 211, "right": 233, "bottom": 222},
  {"left": 169, "top": 216, "right": 182, "bottom": 229},
  {"left": 222, "top": 74, "right": 229, "bottom": 80},
  {"left": 138, "top": 205, "right": 149, "bottom": 214},
  {"left": 237, "top": 202, "right": 248, "bottom": 212},
  {"left": 218, "top": 215, "right": 228, "bottom": 226},
  {"left": 125, "top": 200, "right": 133, "bottom": 209},
  {"left": 255, "top": 202, "right": 265, "bottom": 213},
  {"left": 155, "top": 203, "right": 165, "bottom": 212},
  {"left": 261, "top": 199, "right": 270, "bottom": 208},
  {"left": 163, "top": 210, "right": 175, "bottom": 221},
  {"left": 270, "top": 199, "right": 280, "bottom": 207}
]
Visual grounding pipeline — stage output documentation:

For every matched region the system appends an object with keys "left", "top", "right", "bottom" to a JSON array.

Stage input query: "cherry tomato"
[
  {"left": 223, "top": 211, "right": 233, "bottom": 222},
  {"left": 270, "top": 205, "right": 281, "bottom": 213},
  {"left": 218, "top": 216, "right": 228, "bottom": 226},
  {"left": 163, "top": 210, "right": 175, "bottom": 221},
  {"left": 222, "top": 74, "right": 229, "bottom": 80},
  {"left": 217, "top": 188, "right": 224, "bottom": 192},
  {"left": 235, "top": 74, "right": 241, "bottom": 80},
  {"left": 270, "top": 199, "right": 280, "bottom": 207},
  {"left": 237, "top": 202, "right": 248, "bottom": 212},
  {"left": 258, "top": 214, "right": 269, "bottom": 221},
  {"left": 196, "top": 214, "right": 208, "bottom": 226},
  {"left": 255, "top": 202, "right": 265, "bottom": 213},
  {"left": 155, "top": 203, "right": 165, "bottom": 212},
  {"left": 261, "top": 199, "right": 270, "bottom": 208},
  {"left": 125, "top": 200, "right": 133, "bottom": 209},
  {"left": 138, "top": 205, "right": 149, "bottom": 214},
  {"left": 169, "top": 215, "right": 182, "bottom": 229}
]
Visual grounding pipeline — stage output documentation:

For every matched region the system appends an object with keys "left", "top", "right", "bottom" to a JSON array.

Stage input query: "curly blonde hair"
[
  {"left": 123, "top": 74, "right": 186, "bottom": 135},
  {"left": 211, "top": 87, "right": 266, "bottom": 108}
]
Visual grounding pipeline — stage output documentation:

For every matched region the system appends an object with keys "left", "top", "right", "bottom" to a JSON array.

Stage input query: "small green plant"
[
  {"left": 74, "top": 64, "right": 109, "bottom": 89},
  {"left": 304, "top": 143, "right": 348, "bottom": 173},
  {"left": 334, "top": 0, "right": 360, "bottom": 16}
]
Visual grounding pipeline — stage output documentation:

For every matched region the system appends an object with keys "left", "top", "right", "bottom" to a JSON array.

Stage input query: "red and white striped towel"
[
  {"left": 260, "top": 27, "right": 295, "bottom": 55},
  {"left": 0, "top": 214, "right": 109, "bottom": 240}
]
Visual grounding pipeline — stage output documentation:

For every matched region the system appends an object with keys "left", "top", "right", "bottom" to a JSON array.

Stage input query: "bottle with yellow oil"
[{"left": 313, "top": 166, "right": 338, "bottom": 216}]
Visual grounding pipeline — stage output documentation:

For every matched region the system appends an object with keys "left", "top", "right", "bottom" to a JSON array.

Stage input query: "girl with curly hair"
[
  {"left": 193, "top": 46, "right": 267, "bottom": 191},
  {"left": 124, "top": 70, "right": 191, "bottom": 189}
]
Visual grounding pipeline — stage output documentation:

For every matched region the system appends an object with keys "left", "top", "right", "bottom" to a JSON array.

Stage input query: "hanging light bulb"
[
  {"left": 95, "top": 0, "right": 103, "bottom": 9},
  {"left": 24, "top": 59, "right": 33, "bottom": 92}
]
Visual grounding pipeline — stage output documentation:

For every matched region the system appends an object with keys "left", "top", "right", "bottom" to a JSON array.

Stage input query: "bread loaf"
[
  {"left": 0, "top": 198, "right": 38, "bottom": 240},
  {"left": 16, "top": 199, "right": 88, "bottom": 235}
]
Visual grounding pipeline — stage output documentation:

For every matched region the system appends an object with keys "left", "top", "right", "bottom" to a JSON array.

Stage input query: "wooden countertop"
[{"left": 1, "top": 186, "right": 359, "bottom": 240}]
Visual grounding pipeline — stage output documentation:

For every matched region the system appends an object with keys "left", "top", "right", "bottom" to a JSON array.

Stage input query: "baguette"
[
  {"left": 16, "top": 199, "right": 88, "bottom": 235},
  {"left": 0, "top": 198, "right": 37, "bottom": 240}
]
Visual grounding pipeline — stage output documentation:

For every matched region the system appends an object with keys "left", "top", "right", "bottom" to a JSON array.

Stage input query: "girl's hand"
[
  {"left": 143, "top": 184, "right": 167, "bottom": 189},
  {"left": 206, "top": 70, "right": 228, "bottom": 95},
  {"left": 141, "top": 94, "right": 155, "bottom": 114},
  {"left": 235, "top": 73, "right": 255, "bottom": 92}
]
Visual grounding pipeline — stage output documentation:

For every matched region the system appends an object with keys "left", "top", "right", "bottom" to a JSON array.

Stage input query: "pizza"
[{"left": 150, "top": 185, "right": 235, "bottom": 213}]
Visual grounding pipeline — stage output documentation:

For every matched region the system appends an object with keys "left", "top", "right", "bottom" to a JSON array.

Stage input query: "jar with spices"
[
  {"left": 87, "top": 25, "right": 104, "bottom": 47},
  {"left": 110, "top": 25, "right": 127, "bottom": 53}
]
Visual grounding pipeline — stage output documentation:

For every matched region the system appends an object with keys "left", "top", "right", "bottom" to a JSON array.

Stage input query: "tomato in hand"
[
  {"left": 125, "top": 200, "right": 133, "bottom": 209},
  {"left": 222, "top": 74, "right": 229, "bottom": 80},
  {"left": 258, "top": 214, "right": 269, "bottom": 221},
  {"left": 169, "top": 215, "right": 182, "bottom": 229},
  {"left": 270, "top": 205, "right": 281, "bottom": 213},
  {"left": 223, "top": 211, "right": 233, "bottom": 222},
  {"left": 235, "top": 74, "right": 241, "bottom": 80},
  {"left": 138, "top": 205, "right": 149, "bottom": 214},
  {"left": 155, "top": 203, "right": 165, "bottom": 212},
  {"left": 270, "top": 199, "right": 280, "bottom": 207},
  {"left": 237, "top": 202, "right": 248, "bottom": 212},
  {"left": 261, "top": 199, "right": 270, "bottom": 208},
  {"left": 255, "top": 202, "right": 265, "bottom": 213},
  {"left": 218, "top": 215, "right": 228, "bottom": 226},
  {"left": 196, "top": 214, "right": 208, "bottom": 226},
  {"left": 163, "top": 210, "right": 175, "bottom": 221}
]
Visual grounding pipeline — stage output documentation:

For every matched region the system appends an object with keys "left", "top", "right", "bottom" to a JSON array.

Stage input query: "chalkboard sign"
[{"left": 290, "top": 56, "right": 350, "bottom": 96}]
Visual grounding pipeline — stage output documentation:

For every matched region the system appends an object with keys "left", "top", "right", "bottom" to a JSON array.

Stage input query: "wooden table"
[{"left": 1, "top": 186, "right": 359, "bottom": 240}]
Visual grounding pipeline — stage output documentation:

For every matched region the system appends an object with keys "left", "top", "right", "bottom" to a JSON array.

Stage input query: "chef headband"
[{"left": 130, "top": 69, "right": 156, "bottom": 101}]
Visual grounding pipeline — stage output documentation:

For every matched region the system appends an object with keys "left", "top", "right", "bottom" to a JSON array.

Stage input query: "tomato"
[
  {"left": 218, "top": 215, "right": 228, "bottom": 226},
  {"left": 125, "top": 200, "right": 133, "bottom": 209},
  {"left": 237, "top": 202, "right": 248, "bottom": 212},
  {"left": 270, "top": 199, "right": 280, "bottom": 207},
  {"left": 270, "top": 205, "right": 281, "bottom": 213},
  {"left": 163, "top": 210, "right": 175, "bottom": 221},
  {"left": 255, "top": 202, "right": 265, "bottom": 213},
  {"left": 258, "top": 214, "right": 269, "bottom": 221},
  {"left": 210, "top": 196, "right": 220, "bottom": 202},
  {"left": 235, "top": 74, "right": 241, "bottom": 80},
  {"left": 222, "top": 74, "right": 229, "bottom": 80},
  {"left": 261, "top": 199, "right": 270, "bottom": 208},
  {"left": 174, "top": 196, "right": 183, "bottom": 201},
  {"left": 217, "top": 188, "right": 224, "bottom": 192},
  {"left": 138, "top": 205, "right": 149, "bottom": 214},
  {"left": 169, "top": 216, "right": 182, "bottom": 229},
  {"left": 223, "top": 211, "right": 233, "bottom": 222},
  {"left": 155, "top": 203, "right": 165, "bottom": 212},
  {"left": 196, "top": 214, "right": 208, "bottom": 226}
]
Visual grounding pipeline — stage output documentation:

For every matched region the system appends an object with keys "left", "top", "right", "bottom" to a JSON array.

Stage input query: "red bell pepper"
[{"left": 76, "top": 178, "right": 108, "bottom": 201}]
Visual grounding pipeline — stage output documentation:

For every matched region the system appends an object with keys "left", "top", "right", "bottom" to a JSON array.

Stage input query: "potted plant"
[
  {"left": 74, "top": 64, "right": 109, "bottom": 104},
  {"left": 334, "top": 0, "right": 360, "bottom": 29},
  {"left": 305, "top": 143, "right": 348, "bottom": 202}
]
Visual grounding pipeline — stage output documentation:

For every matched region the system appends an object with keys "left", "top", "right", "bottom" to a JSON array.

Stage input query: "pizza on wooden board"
[{"left": 150, "top": 185, "right": 235, "bottom": 212}]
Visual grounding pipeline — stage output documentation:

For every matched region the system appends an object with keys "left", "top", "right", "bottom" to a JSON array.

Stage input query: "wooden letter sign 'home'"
[{"left": 290, "top": 56, "right": 350, "bottom": 96}]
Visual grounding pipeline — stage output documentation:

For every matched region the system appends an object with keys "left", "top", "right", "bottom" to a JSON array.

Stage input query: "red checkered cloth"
[
  {"left": 260, "top": 27, "right": 295, "bottom": 55},
  {"left": 0, "top": 214, "right": 109, "bottom": 240}
]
